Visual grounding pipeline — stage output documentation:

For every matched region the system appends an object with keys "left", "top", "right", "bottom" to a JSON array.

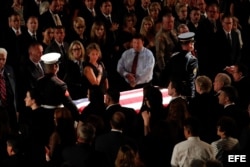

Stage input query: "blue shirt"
[{"left": 117, "top": 47, "right": 155, "bottom": 85}]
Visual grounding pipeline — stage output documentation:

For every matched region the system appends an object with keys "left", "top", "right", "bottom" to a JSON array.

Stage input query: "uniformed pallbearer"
[
  {"left": 167, "top": 32, "right": 198, "bottom": 99},
  {"left": 35, "top": 53, "right": 79, "bottom": 140}
]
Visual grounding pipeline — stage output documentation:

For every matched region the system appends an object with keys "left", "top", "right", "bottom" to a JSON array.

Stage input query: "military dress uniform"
[
  {"left": 35, "top": 53, "right": 79, "bottom": 142},
  {"left": 167, "top": 32, "right": 198, "bottom": 98}
]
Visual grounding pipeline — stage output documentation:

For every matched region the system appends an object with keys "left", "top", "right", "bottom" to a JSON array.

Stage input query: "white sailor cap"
[
  {"left": 178, "top": 32, "right": 195, "bottom": 43},
  {"left": 41, "top": 53, "right": 61, "bottom": 64}
]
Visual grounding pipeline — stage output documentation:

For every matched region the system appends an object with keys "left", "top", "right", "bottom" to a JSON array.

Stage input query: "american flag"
[{"left": 73, "top": 88, "right": 171, "bottom": 114}]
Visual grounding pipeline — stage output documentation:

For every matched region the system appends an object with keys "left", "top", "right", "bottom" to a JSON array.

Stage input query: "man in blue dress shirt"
[{"left": 117, "top": 34, "right": 155, "bottom": 90}]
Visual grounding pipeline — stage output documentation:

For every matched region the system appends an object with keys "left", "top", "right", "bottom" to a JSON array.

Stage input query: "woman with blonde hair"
[
  {"left": 139, "top": 16, "right": 155, "bottom": 52},
  {"left": 148, "top": 2, "right": 161, "bottom": 31},
  {"left": 82, "top": 43, "right": 109, "bottom": 96},
  {"left": 67, "top": 16, "right": 88, "bottom": 47},
  {"left": 64, "top": 40, "right": 86, "bottom": 99},
  {"left": 139, "top": 16, "right": 158, "bottom": 84}
]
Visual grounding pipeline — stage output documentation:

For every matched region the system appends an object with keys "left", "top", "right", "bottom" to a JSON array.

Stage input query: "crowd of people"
[{"left": 0, "top": 0, "right": 250, "bottom": 166}]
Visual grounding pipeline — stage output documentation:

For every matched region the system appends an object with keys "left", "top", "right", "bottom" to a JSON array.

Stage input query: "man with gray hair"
[
  {"left": 0, "top": 48, "right": 19, "bottom": 133},
  {"left": 62, "top": 123, "right": 108, "bottom": 167},
  {"left": 213, "top": 72, "right": 231, "bottom": 94}
]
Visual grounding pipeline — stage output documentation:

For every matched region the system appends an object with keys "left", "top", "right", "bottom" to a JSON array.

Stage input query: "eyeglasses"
[{"left": 72, "top": 48, "right": 81, "bottom": 51}]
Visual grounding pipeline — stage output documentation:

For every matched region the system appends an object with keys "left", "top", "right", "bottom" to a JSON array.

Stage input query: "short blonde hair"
[
  {"left": 73, "top": 17, "right": 86, "bottom": 30},
  {"left": 195, "top": 75, "right": 212, "bottom": 93},
  {"left": 68, "top": 40, "right": 85, "bottom": 61}
]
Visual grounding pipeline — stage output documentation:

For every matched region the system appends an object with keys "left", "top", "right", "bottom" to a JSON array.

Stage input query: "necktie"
[
  {"left": 60, "top": 45, "right": 66, "bottom": 57},
  {"left": 227, "top": 33, "right": 232, "bottom": 46},
  {"left": 32, "top": 34, "right": 37, "bottom": 40},
  {"left": 131, "top": 52, "right": 139, "bottom": 75},
  {"left": 36, "top": 63, "right": 44, "bottom": 77},
  {"left": 54, "top": 14, "right": 62, "bottom": 26},
  {"left": 16, "top": 30, "right": 20, "bottom": 36},
  {"left": 212, "top": 21, "right": 217, "bottom": 32},
  {"left": 91, "top": 9, "right": 96, "bottom": 17},
  {"left": 0, "top": 74, "right": 7, "bottom": 106},
  {"left": 107, "top": 16, "right": 112, "bottom": 24}
]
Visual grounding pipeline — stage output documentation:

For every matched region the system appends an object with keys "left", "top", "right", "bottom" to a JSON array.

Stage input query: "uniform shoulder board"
[{"left": 171, "top": 52, "right": 180, "bottom": 58}]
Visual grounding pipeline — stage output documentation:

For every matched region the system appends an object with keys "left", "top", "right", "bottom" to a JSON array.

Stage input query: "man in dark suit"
[
  {"left": 22, "top": 16, "right": 42, "bottom": 62},
  {"left": 95, "top": 0, "right": 119, "bottom": 42},
  {"left": 196, "top": 2, "right": 222, "bottom": 79},
  {"left": 225, "top": 64, "right": 250, "bottom": 111},
  {"left": 77, "top": 0, "right": 97, "bottom": 38},
  {"left": 39, "top": 0, "right": 64, "bottom": 31},
  {"left": 95, "top": 112, "right": 137, "bottom": 167},
  {"left": 104, "top": 88, "right": 137, "bottom": 137},
  {"left": 3, "top": 12, "right": 26, "bottom": 76},
  {"left": 218, "top": 85, "right": 247, "bottom": 138},
  {"left": 0, "top": 48, "right": 19, "bottom": 133},
  {"left": 19, "top": 42, "right": 44, "bottom": 106},
  {"left": 62, "top": 123, "right": 108, "bottom": 167},
  {"left": 215, "top": 14, "right": 241, "bottom": 69},
  {"left": 44, "top": 26, "right": 69, "bottom": 79}
]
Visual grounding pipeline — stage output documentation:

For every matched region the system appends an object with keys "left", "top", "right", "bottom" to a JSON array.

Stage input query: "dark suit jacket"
[
  {"left": 3, "top": 27, "right": 26, "bottom": 72},
  {"left": 135, "top": 5, "right": 149, "bottom": 31},
  {"left": 187, "top": 21, "right": 199, "bottom": 37},
  {"left": 222, "top": 104, "right": 246, "bottom": 137},
  {"left": 189, "top": 93, "right": 221, "bottom": 143},
  {"left": 0, "top": 153, "right": 27, "bottom": 167},
  {"left": 105, "top": 104, "right": 137, "bottom": 136},
  {"left": 3, "top": 65, "right": 17, "bottom": 111},
  {"left": 2, "top": 65, "right": 18, "bottom": 131},
  {"left": 64, "top": 59, "right": 86, "bottom": 100},
  {"left": 95, "top": 131, "right": 136, "bottom": 167},
  {"left": 62, "top": 143, "right": 109, "bottom": 167},
  {"left": 215, "top": 29, "right": 241, "bottom": 67},
  {"left": 39, "top": 9, "right": 70, "bottom": 32},
  {"left": 19, "top": 58, "right": 44, "bottom": 93},
  {"left": 22, "top": 29, "right": 43, "bottom": 60},
  {"left": 233, "top": 76, "right": 250, "bottom": 111},
  {"left": 196, "top": 18, "right": 222, "bottom": 78},
  {"left": 39, "top": 10, "right": 57, "bottom": 31}
]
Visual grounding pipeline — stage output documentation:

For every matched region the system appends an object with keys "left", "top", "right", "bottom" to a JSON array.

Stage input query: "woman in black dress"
[{"left": 82, "top": 42, "right": 109, "bottom": 96}]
